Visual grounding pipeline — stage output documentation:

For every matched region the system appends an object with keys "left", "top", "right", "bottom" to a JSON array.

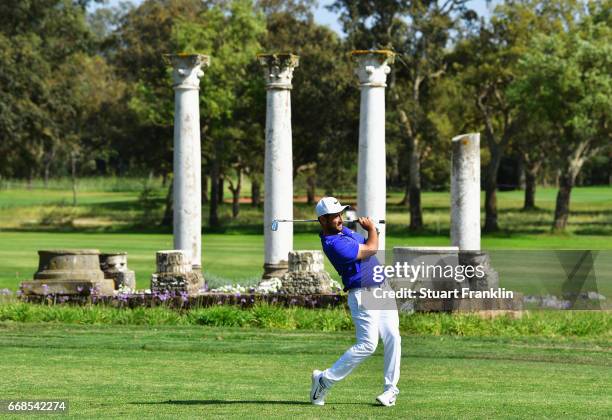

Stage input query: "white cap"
[{"left": 315, "top": 197, "right": 349, "bottom": 217}]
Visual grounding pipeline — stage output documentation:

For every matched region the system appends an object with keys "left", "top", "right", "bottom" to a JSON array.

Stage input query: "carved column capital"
[
  {"left": 163, "top": 53, "right": 210, "bottom": 90},
  {"left": 257, "top": 53, "right": 299, "bottom": 90},
  {"left": 351, "top": 50, "right": 395, "bottom": 87}
]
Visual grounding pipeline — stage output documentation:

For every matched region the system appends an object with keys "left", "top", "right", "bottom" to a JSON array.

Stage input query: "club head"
[{"left": 271, "top": 220, "right": 279, "bottom": 231}]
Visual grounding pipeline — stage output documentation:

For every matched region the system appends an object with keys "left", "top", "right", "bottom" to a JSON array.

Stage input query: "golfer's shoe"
[
  {"left": 376, "top": 389, "right": 398, "bottom": 407},
  {"left": 310, "top": 369, "right": 330, "bottom": 406}
]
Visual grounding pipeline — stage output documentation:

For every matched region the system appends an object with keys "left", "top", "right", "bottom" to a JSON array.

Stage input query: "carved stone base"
[
  {"left": 150, "top": 250, "right": 204, "bottom": 295},
  {"left": 280, "top": 272, "right": 334, "bottom": 295},
  {"left": 20, "top": 279, "right": 115, "bottom": 296},
  {"left": 20, "top": 249, "right": 114, "bottom": 296},
  {"left": 108, "top": 271, "right": 136, "bottom": 290},
  {"left": 151, "top": 271, "right": 203, "bottom": 295},
  {"left": 100, "top": 252, "right": 136, "bottom": 290},
  {"left": 262, "top": 262, "right": 288, "bottom": 279},
  {"left": 278, "top": 251, "right": 334, "bottom": 295}
]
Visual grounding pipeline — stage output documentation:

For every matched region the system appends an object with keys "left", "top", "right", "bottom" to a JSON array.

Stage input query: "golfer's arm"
[{"left": 356, "top": 228, "right": 378, "bottom": 259}]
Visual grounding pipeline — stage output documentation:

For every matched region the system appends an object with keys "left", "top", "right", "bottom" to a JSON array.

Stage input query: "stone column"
[
  {"left": 451, "top": 133, "right": 481, "bottom": 250},
  {"left": 279, "top": 251, "right": 335, "bottom": 294},
  {"left": 165, "top": 54, "right": 210, "bottom": 270},
  {"left": 352, "top": 50, "right": 394, "bottom": 250},
  {"left": 258, "top": 53, "right": 299, "bottom": 279}
]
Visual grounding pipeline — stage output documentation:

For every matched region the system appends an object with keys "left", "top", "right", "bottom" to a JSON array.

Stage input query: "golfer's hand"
[{"left": 357, "top": 217, "right": 376, "bottom": 231}]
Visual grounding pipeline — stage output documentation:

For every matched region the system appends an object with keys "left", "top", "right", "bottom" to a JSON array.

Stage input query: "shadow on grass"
[{"left": 133, "top": 399, "right": 374, "bottom": 406}]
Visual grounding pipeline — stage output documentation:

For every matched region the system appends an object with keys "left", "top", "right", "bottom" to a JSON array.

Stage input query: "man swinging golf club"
[{"left": 310, "top": 197, "right": 401, "bottom": 407}]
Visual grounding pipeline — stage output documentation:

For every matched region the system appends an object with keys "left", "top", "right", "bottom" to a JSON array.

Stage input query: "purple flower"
[
  {"left": 240, "top": 298, "right": 246, "bottom": 304},
  {"left": 77, "top": 286, "right": 83, "bottom": 293},
  {"left": 15, "top": 290, "right": 22, "bottom": 296},
  {"left": 235, "top": 292, "right": 241, "bottom": 298},
  {"left": 217, "top": 301, "right": 222, "bottom": 305},
  {"left": 250, "top": 298, "right": 254, "bottom": 303},
  {"left": 180, "top": 291, "right": 189, "bottom": 303},
  {"left": 290, "top": 298, "right": 297, "bottom": 305},
  {"left": 272, "top": 298, "right": 278, "bottom": 304}
]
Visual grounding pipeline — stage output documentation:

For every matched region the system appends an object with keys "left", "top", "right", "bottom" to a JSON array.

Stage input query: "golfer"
[{"left": 310, "top": 197, "right": 401, "bottom": 407}]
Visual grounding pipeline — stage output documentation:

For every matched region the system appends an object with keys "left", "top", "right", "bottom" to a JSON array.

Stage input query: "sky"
[{"left": 92, "top": 1, "right": 501, "bottom": 34}]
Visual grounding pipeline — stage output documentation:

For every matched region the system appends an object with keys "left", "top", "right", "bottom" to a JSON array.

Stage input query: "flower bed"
[{"left": 16, "top": 289, "right": 347, "bottom": 309}]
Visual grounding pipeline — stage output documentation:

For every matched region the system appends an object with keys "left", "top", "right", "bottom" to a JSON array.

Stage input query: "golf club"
[{"left": 271, "top": 218, "right": 386, "bottom": 231}]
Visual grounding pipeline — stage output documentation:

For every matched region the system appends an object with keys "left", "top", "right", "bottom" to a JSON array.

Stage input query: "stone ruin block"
[
  {"left": 279, "top": 251, "right": 334, "bottom": 295},
  {"left": 150, "top": 250, "right": 204, "bottom": 296},
  {"left": 459, "top": 251, "right": 499, "bottom": 291},
  {"left": 20, "top": 249, "right": 114, "bottom": 296},
  {"left": 100, "top": 252, "right": 136, "bottom": 290},
  {"left": 390, "top": 246, "right": 514, "bottom": 312}
]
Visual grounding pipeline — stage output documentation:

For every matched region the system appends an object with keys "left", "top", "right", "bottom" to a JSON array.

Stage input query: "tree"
[
  {"left": 49, "top": 53, "right": 124, "bottom": 204},
  {"left": 452, "top": 0, "right": 581, "bottom": 232},
  {"left": 509, "top": 4, "right": 611, "bottom": 230},
  {"left": 0, "top": 0, "right": 93, "bottom": 182}
]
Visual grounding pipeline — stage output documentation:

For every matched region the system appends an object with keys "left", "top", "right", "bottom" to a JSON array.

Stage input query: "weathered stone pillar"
[
  {"left": 451, "top": 133, "right": 481, "bottom": 250},
  {"left": 165, "top": 54, "right": 210, "bottom": 270},
  {"left": 258, "top": 53, "right": 299, "bottom": 279},
  {"left": 352, "top": 50, "right": 394, "bottom": 250},
  {"left": 100, "top": 252, "right": 136, "bottom": 290},
  {"left": 151, "top": 250, "right": 204, "bottom": 295},
  {"left": 279, "top": 250, "right": 335, "bottom": 294}
]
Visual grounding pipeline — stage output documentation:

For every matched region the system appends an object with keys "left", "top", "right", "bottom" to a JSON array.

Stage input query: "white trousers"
[{"left": 322, "top": 287, "right": 401, "bottom": 394}]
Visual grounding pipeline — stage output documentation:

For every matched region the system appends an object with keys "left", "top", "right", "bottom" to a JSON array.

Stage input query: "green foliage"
[
  {"left": 509, "top": 11, "right": 611, "bottom": 157},
  {"left": 0, "top": 299, "right": 609, "bottom": 338}
]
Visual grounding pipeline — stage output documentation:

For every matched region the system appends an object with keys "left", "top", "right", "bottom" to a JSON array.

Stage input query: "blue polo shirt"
[{"left": 320, "top": 226, "right": 383, "bottom": 291}]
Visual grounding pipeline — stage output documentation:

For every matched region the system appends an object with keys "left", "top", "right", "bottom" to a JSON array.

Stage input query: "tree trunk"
[
  {"left": 209, "top": 161, "right": 219, "bottom": 227},
  {"left": 306, "top": 174, "right": 316, "bottom": 205},
  {"left": 484, "top": 146, "right": 502, "bottom": 232},
  {"left": 161, "top": 171, "right": 168, "bottom": 188},
  {"left": 408, "top": 138, "right": 423, "bottom": 230},
  {"left": 553, "top": 173, "right": 573, "bottom": 231},
  {"left": 160, "top": 181, "right": 173, "bottom": 227},
  {"left": 217, "top": 177, "right": 224, "bottom": 204},
  {"left": 393, "top": 88, "right": 424, "bottom": 229},
  {"left": 400, "top": 182, "right": 409, "bottom": 206},
  {"left": 251, "top": 178, "right": 261, "bottom": 207},
  {"left": 524, "top": 171, "right": 537, "bottom": 210},
  {"left": 202, "top": 175, "right": 209, "bottom": 204},
  {"left": 43, "top": 150, "right": 53, "bottom": 188},
  {"left": 523, "top": 160, "right": 541, "bottom": 210},
  {"left": 71, "top": 152, "right": 77, "bottom": 206},
  {"left": 228, "top": 168, "right": 242, "bottom": 220}
]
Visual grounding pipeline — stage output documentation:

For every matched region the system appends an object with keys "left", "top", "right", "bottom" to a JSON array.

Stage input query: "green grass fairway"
[{"left": 0, "top": 322, "right": 610, "bottom": 418}]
